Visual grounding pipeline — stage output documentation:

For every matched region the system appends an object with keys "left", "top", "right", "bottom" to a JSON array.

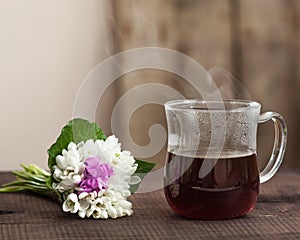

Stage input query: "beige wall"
[{"left": 0, "top": 0, "right": 111, "bottom": 170}]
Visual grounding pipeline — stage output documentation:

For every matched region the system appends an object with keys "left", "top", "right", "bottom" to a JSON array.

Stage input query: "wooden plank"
[
  {"left": 113, "top": 0, "right": 179, "bottom": 50},
  {"left": 239, "top": 0, "right": 295, "bottom": 167},
  {"left": 176, "top": 0, "right": 233, "bottom": 99},
  {"left": 113, "top": 0, "right": 232, "bottom": 99},
  {"left": 288, "top": 0, "right": 300, "bottom": 168},
  {"left": 177, "top": 0, "right": 232, "bottom": 71},
  {"left": 109, "top": 0, "right": 180, "bottom": 169},
  {"left": 109, "top": 1, "right": 233, "bottom": 169},
  {"left": 1, "top": 171, "right": 300, "bottom": 238}
]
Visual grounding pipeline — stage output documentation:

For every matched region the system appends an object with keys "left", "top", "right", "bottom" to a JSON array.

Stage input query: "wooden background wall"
[{"left": 97, "top": 0, "right": 300, "bottom": 168}]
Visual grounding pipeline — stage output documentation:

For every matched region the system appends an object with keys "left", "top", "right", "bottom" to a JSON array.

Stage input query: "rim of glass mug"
[{"left": 164, "top": 99, "right": 261, "bottom": 112}]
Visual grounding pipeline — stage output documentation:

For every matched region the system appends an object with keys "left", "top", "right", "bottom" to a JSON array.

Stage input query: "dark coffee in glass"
[
  {"left": 164, "top": 150, "right": 259, "bottom": 219},
  {"left": 164, "top": 100, "right": 287, "bottom": 219}
]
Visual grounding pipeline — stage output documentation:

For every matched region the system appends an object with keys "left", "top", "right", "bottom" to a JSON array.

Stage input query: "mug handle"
[{"left": 258, "top": 112, "right": 287, "bottom": 183}]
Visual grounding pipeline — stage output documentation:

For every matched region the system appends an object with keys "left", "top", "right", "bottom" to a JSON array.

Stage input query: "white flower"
[
  {"left": 76, "top": 189, "right": 133, "bottom": 219},
  {"left": 53, "top": 136, "right": 141, "bottom": 219},
  {"left": 52, "top": 142, "right": 85, "bottom": 192},
  {"left": 77, "top": 139, "right": 99, "bottom": 159},
  {"left": 53, "top": 171, "right": 83, "bottom": 192},
  {"left": 62, "top": 193, "right": 80, "bottom": 213}
]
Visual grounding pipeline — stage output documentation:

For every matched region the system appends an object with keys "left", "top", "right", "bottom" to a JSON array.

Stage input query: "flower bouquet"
[{"left": 0, "top": 118, "right": 156, "bottom": 219}]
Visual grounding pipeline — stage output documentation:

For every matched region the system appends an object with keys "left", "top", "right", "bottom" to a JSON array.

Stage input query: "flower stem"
[{"left": 0, "top": 164, "right": 61, "bottom": 201}]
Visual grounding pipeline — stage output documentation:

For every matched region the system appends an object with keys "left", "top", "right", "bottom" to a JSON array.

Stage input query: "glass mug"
[{"left": 164, "top": 100, "right": 287, "bottom": 219}]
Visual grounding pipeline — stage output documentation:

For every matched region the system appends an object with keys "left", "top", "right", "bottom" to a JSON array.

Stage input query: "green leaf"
[
  {"left": 130, "top": 159, "right": 156, "bottom": 193},
  {"left": 135, "top": 159, "right": 156, "bottom": 174},
  {"left": 47, "top": 118, "right": 106, "bottom": 170}
]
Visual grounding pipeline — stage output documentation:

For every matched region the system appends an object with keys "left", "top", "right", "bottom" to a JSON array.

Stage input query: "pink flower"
[{"left": 78, "top": 157, "right": 113, "bottom": 193}]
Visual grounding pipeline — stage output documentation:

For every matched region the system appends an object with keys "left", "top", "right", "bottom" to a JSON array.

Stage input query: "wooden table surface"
[{"left": 0, "top": 169, "right": 299, "bottom": 240}]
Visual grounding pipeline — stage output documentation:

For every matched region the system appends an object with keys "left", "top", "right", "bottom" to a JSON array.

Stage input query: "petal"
[
  {"left": 62, "top": 149, "right": 68, "bottom": 157},
  {"left": 56, "top": 156, "right": 68, "bottom": 169},
  {"left": 53, "top": 167, "right": 63, "bottom": 180},
  {"left": 86, "top": 208, "right": 93, "bottom": 218},
  {"left": 107, "top": 206, "right": 117, "bottom": 218},
  {"left": 124, "top": 208, "right": 133, "bottom": 216},
  {"left": 68, "top": 142, "right": 77, "bottom": 151},
  {"left": 94, "top": 197, "right": 104, "bottom": 206},
  {"left": 62, "top": 200, "right": 72, "bottom": 212},
  {"left": 72, "top": 174, "right": 82, "bottom": 183},
  {"left": 118, "top": 200, "right": 132, "bottom": 209},
  {"left": 68, "top": 193, "right": 78, "bottom": 202},
  {"left": 129, "top": 175, "right": 141, "bottom": 185},
  {"left": 70, "top": 202, "right": 80, "bottom": 213},
  {"left": 100, "top": 210, "right": 108, "bottom": 219},
  {"left": 76, "top": 141, "right": 84, "bottom": 148},
  {"left": 85, "top": 157, "right": 100, "bottom": 167},
  {"left": 78, "top": 211, "right": 86, "bottom": 218},
  {"left": 69, "top": 152, "right": 80, "bottom": 165},
  {"left": 79, "top": 200, "right": 90, "bottom": 212},
  {"left": 78, "top": 192, "right": 89, "bottom": 199},
  {"left": 105, "top": 136, "right": 121, "bottom": 152}
]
